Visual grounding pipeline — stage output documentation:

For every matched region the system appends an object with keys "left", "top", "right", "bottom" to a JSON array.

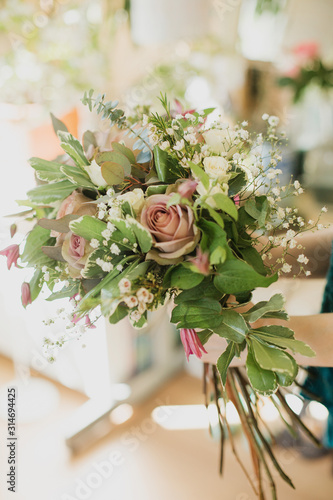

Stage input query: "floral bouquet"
[{"left": 2, "top": 91, "right": 325, "bottom": 498}]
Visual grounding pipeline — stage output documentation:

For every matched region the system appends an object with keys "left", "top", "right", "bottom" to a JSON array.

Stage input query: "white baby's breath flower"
[
  {"left": 268, "top": 116, "right": 279, "bottom": 127},
  {"left": 321, "top": 206, "right": 328, "bottom": 213},
  {"left": 305, "top": 270, "right": 311, "bottom": 276},
  {"left": 286, "top": 229, "right": 296, "bottom": 239},
  {"left": 98, "top": 210, "right": 106, "bottom": 220},
  {"left": 110, "top": 243, "right": 121, "bottom": 255},
  {"left": 294, "top": 180, "right": 301, "bottom": 189},
  {"left": 297, "top": 254, "right": 309, "bottom": 264},
  {"left": 101, "top": 229, "right": 111, "bottom": 240},
  {"left": 116, "top": 264, "right": 123, "bottom": 272},
  {"left": 138, "top": 302, "right": 146, "bottom": 314},
  {"left": 281, "top": 263, "right": 292, "bottom": 273},
  {"left": 90, "top": 239, "right": 100, "bottom": 249},
  {"left": 107, "top": 222, "right": 116, "bottom": 233},
  {"left": 101, "top": 262, "right": 113, "bottom": 272},
  {"left": 166, "top": 128, "right": 174, "bottom": 135},
  {"left": 262, "top": 113, "right": 269, "bottom": 120},
  {"left": 308, "top": 219, "right": 314, "bottom": 225}
]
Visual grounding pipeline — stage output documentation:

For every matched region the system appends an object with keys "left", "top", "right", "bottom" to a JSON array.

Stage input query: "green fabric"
[{"left": 302, "top": 242, "right": 333, "bottom": 447}]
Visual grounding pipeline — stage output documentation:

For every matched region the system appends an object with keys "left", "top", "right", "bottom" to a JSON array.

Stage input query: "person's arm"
[
  {"left": 259, "top": 226, "right": 333, "bottom": 277},
  {"left": 201, "top": 313, "right": 333, "bottom": 367}
]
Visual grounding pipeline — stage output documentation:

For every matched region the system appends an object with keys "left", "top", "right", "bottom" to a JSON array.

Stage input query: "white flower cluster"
[{"left": 118, "top": 279, "right": 154, "bottom": 324}]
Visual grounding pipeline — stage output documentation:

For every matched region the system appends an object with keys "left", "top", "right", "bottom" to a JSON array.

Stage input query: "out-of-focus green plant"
[{"left": 0, "top": 0, "right": 126, "bottom": 106}]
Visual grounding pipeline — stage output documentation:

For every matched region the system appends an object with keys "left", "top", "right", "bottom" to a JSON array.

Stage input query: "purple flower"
[
  {"left": 21, "top": 282, "right": 32, "bottom": 308},
  {"left": 189, "top": 247, "right": 210, "bottom": 275},
  {"left": 0, "top": 244, "right": 20, "bottom": 270},
  {"left": 180, "top": 328, "right": 207, "bottom": 361}
]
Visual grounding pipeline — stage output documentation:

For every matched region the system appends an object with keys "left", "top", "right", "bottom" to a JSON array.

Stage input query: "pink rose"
[
  {"left": 140, "top": 194, "right": 200, "bottom": 265},
  {"left": 52, "top": 191, "right": 96, "bottom": 238},
  {"left": 62, "top": 232, "right": 92, "bottom": 279}
]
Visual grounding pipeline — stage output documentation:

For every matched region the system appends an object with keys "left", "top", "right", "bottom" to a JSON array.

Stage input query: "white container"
[{"left": 130, "top": 0, "right": 209, "bottom": 45}]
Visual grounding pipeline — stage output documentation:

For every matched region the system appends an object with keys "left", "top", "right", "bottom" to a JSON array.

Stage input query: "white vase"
[{"left": 130, "top": 0, "right": 209, "bottom": 45}]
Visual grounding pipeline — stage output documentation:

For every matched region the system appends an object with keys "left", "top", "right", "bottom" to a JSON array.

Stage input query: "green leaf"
[
  {"left": 154, "top": 146, "right": 183, "bottom": 182},
  {"left": 171, "top": 298, "right": 222, "bottom": 329},
  {"left": 246, "top": 348, "right": 277, "bottom": 395},
  {"left": 243, "top": 294, "right": 286, "bottom": 323},
  {"left": 276, "top": 363, "right": 299, "bottom": 387},
  {"left": 174, "top": 279, "right": 222, "bottom": 303},
  {"left": 197, "top": 219, "right": 230, "bottom": 264},
  {"left": 126, "top": 217, "right": 152, "bottom": 253},
  {"left": 146, "top": 185, "right": 168, "bottom": 196},
  {"left": 189, "top": 161, "right": 209, "bottom": 190},
  {"left": 170, "top": 264, "right": 205, "bottom": 290},
  {"left": 97, "top": 151, "right": 131, "bottom": 175},
  {"left": 38, "top": 214, "right": 79, "bottom": 234},
  {"left": 244, "top": 196, "right": 269, "bottom": 228},
  {"left": 83, "top": 130, "right": 97, "bottom": 152},
  {"left": 60, "top": 164, "right": 96, "bottom": 189},
  {"left": 109, "top": 304, "right": 128, "bottom": 324},
  {"left": 254, "top": 333, "right": 315, "bottom": 357},
  {"left": 228, "top": 170, "right": 247, "bottom": 197},
  {"left": 46, "top": 282, "right": 79, "bottom": 301},
  {"left": 239, "top": 246, "right": 267, "bottom": 276},
  {"left": 101, "top": 162, "right": 125, "bottom": 185},
  {"left": 81, "top": 248, "right": 108, "bottom": 279},
  {"left": 214, "top": 260, "right": 278, "bottom": 294},
  {"left": 217, "top": 342, "right": 236, "bottom": 387},
  {"left": 203, "top": 204, "right": 225, "bottom": 228},
  {"left": 29, "top": 157, "right": 66, "bottom": 183},
  {"left": 109, "top": 218, "right": 136, "bottom": 245},
  {"left": 251, "top": 338, "right": 297, "bottom": 376},
  {"left": 58, "top": 131, "right": 89, "bottom": 168},
  {"left": 111, "top": 142, "right": 136, "bottom": 164},
  {"left": 212, "top": 193, "right": 238, "bottom": 220},
  {"left": 50, "top": 113, "right": 68, "bottom": 134},
  {"left": 21, "top": 225, "right": 55, "bottom": 266},
  {"left": 69, "top": 216, "right": 107, "bottom": 241},
  {"left": 29, "top": 269, "right": 43, "bottom": 302},
  {"left": 253, "top": 325, "right": 294, "bottom": 339},
  {"left": 196, "top": 329, "right": 213, "bottom": 345},
  {"left": 262, "top": 310, "right": 289, "bottom": 321},
  {"left": 27, "top": 180, "right": 77, "bottom": 204},
  {"left": 213, "top": 309, "right": 248, "bottom": 343}
]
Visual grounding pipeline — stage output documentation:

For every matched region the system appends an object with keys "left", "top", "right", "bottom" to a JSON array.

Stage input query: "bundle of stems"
[{"left": 203, "top": 364, "right": 321, "bottom": 500}]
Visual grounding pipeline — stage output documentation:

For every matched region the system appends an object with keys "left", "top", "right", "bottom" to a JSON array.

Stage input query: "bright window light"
[
  {"left": 285, "top": 394, "right": 304, "bottom": 416},
  {"left": 307, "top": 401, "right": 329, "bottom": 422},
  {"left": 110, "top": 404, "right": 133, "bottom": 425}
]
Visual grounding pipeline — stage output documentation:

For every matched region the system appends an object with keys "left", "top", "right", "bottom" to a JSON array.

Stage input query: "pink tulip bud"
[
  {"left": 180, "top": 328, "right": 207, "bottom": 361},
  {"left": 21, "top": 282, "right": 32, "bottom": 308},
  {"left": 189, "top": 247, "right": 210, "bottom": 275},
  {"left": 178, "top": 179, "right": 198, "bottom": 199},
  {"left": 0, "top": 244, "right": 20, "bottom": 270},
  {"left": 10, "top": 224, "right": 17, "bottom": 238}
]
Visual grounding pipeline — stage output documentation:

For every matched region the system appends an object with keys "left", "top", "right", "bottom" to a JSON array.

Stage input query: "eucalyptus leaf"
[
  {"left": 101, "top": 162, "right": 125, "bottom": 185},
  {"left": 111, "top": 142, "right": 136, "bottom": 164}
]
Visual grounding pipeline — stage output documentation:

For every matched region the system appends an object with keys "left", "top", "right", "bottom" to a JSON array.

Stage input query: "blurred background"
[{"left": 0, "top": 1, "right": 333, "bottom": 499}]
